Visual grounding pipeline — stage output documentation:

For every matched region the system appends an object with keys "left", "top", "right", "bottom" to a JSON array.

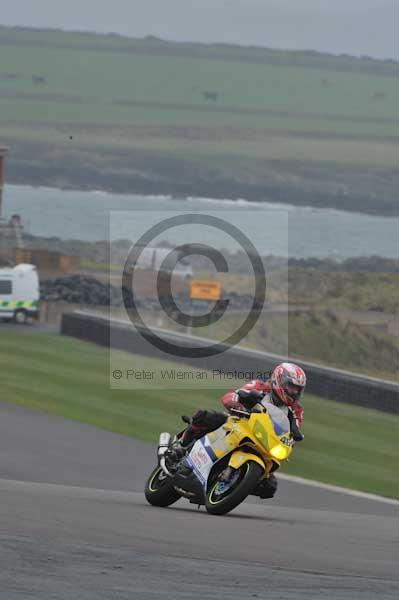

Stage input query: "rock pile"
[
  {"left": 40, "top": 275, "right": 122, "bottom": 306},
  {"left": 40, "top": 276, "right": 262, "bottom": 311}
]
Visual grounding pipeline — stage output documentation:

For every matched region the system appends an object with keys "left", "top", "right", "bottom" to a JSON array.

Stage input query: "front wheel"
[
  {"left": 14, "top": 310, "right": 28, "bottom": 325},
  {"left": 205, "top": 461, "right": 263, "bottom": 516},
  {"left": 144, "top": 466, "right": 180, "bottom": 507}
]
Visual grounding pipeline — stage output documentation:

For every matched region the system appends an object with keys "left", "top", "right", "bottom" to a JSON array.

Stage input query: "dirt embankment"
[{"left": 4, "top": 137, "right": 399, "bottom": 216}]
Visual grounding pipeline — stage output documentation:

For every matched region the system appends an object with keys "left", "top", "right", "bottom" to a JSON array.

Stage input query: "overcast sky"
[{"left": 2, "top": 0, "right": 399, "bottom": 60}]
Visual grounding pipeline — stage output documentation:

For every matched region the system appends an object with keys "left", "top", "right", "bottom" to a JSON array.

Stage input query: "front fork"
[
  {"left": 213, "top": 451, "right": 268, "bottom": 495},
  {"left": 213, "top": 466, "right": 241, "bottom": 496}
]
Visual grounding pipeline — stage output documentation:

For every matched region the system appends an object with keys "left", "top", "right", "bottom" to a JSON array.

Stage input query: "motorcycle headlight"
[{"left": 270, "top": 444, "right": 289, "bottom": 460}]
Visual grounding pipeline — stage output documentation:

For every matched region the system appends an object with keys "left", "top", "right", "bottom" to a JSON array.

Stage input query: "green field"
[
  {"left": 2, "top": 329, "right": 398, "bottom": 499},
  {"left": 3, "top": 46, "right": 399, "bottom": 124},
  {"left": 1, "top": 26, "right": 399, "bottom": 212},
  {"left": 2, "top": 28, "right": 399, "bottom": 124}
]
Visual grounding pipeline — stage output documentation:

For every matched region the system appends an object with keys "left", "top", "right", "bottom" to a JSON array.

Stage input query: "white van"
[
  {"left": 0, "top": 263, "right": 40, "bottom": 324},
  {"left": 129, "top": 246, "right": 193, "bottom": 278}
]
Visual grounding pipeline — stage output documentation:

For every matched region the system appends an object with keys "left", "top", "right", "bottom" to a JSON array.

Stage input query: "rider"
[{"left": 173, "top": 362, "right": 306, "bottom": 499}]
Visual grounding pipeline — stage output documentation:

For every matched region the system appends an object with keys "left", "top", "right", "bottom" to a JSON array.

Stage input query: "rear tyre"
[
  {"left": 14, "top": 310, "right": 27, "bottom": 325},
  {"left": 144, "top": 466, "right": 180, "bottom": 507},
  {"left": 205, "top": 461, "right": 263, "bottom": 516}
]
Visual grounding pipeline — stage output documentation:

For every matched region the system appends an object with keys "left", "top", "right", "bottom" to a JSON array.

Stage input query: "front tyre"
[
  {"left": 14, "top": 309, "right": 28, "bottom": 325},
  {"left": 205, "top": 461, "right": 263, "bottom": 516},
  {"left": 144, "top": 466, "right": 180, "bottom": 507}
]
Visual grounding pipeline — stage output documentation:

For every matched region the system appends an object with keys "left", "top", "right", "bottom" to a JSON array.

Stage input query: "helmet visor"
[{"left": 285, "top": 383, "right": 304, "bottom": 403}]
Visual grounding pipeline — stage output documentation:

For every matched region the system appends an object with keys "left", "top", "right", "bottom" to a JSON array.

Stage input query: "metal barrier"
[{"left": 61, "top": 311, "right": 399, "bottom": 414}]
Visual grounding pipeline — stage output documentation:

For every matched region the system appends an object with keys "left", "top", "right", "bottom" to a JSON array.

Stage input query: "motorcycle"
[{"left": 144, "top": 402, "right": 295, "bottom": 515}]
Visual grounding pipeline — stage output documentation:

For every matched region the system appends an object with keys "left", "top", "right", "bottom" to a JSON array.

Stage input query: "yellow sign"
[{"left": 190, "top": 280, "right": 221, "bottom": 301}]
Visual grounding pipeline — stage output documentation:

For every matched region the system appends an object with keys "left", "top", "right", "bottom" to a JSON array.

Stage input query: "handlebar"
[{"left": 230, "top": 407, "right": 251, "bottom": 418}]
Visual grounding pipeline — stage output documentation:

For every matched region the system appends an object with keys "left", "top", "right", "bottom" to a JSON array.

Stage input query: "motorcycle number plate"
[{"left": 188, "top": 440, "right": 213, "bottom": 486}]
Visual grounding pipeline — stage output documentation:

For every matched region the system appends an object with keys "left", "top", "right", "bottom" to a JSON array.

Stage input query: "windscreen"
[
  {"left": 0, "top": 280, "right": 12, "bottom": 295},
  {"left": 261, "top": 402, "right": 290, "bottom": 436}
]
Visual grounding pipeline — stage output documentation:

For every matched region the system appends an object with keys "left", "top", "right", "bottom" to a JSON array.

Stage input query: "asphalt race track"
[{"left": 0, "top": 403, "right": 398, "bottom": 599}]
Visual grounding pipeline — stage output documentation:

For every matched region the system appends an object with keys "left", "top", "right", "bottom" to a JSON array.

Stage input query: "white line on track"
[
  {"left": 279, "top": 473, "right": 399, "bottom": 506},
  {"left": 1, "top": 474, "right": 397, "bottom": 508}
]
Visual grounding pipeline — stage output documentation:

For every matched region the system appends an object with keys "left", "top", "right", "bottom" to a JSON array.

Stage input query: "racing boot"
[
  {"left": 253, "top": 473, "right": 278, "bottom": 499},
  {"left": 166, "top": 421, "right": 196, "bottom": 463}
]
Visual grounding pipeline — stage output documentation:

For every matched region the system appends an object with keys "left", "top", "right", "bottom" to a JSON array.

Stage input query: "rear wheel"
[
  {"left": 144, "top": 466, "right": 180, "bottom": 507},
  {"left": 205, "top": 461, "right": 263, "bottom": 516}
]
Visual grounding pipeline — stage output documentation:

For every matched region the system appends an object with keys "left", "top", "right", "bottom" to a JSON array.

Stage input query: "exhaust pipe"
[
  {"left": 160, "top": 456, "right": 173, "bottom": 478},
  {"left": 158, "top": 432, "right": 173, "bottom": 477},
  {"left": 158, "top": 432, "right": 171, "bottom": 456}
]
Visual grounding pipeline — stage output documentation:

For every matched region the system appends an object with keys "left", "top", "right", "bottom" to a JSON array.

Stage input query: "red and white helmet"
[{"left": 270, "top": 362, "right": 306, "bottom": 407}]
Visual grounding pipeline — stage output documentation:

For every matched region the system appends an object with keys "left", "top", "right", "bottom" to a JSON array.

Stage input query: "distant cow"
[
  {"left": 32, "top": 75, "right": 46, "bottom": 85},
  {"left": 202, "top": 91, "right": 219, "bottom": 101},
  {"left": 321, "top": 77, "right": 336, "bottom": 87},
  {"left": 372, "top": 91, "right": 387, "bottom": 100}
]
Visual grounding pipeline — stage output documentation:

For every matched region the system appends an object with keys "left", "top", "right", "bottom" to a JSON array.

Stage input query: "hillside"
[{"left": 1, "top": 26, "right": 399, "bottom": 213}]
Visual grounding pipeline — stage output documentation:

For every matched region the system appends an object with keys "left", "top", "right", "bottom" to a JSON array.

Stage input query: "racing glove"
[
  {"left": 236, "top": 389, "right": 264, "bottom": 410},
  {"left": 288, "top": 409, "right": 304, "bottom": 442}
]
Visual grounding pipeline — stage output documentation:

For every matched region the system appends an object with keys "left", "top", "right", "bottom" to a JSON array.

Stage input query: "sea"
[{"left": 3, "top": 184, "right": 399, "bottom": 259}]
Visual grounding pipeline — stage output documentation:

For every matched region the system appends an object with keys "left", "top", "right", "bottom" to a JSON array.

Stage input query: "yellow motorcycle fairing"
[
  {"left": 228, "top": 450, "right": 266, "bottom": 471},
  {"left": 204, "top": 405, "right": 293, "bottom": 480}
]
